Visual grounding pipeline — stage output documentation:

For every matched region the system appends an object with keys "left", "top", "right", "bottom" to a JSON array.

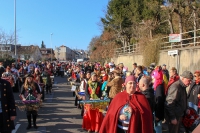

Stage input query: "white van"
[{"left": 77, "top": 59, "right": 83, "bottom": 63}]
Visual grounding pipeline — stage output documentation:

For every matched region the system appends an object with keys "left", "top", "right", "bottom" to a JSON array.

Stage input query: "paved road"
[{"left": 13, "top": 76, "right": 84, "bottom": 133}]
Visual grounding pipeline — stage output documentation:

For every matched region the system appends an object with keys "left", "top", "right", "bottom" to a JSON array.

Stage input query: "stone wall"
[{"left": 111, "top": 46, "right": 200, "bottom": 74}]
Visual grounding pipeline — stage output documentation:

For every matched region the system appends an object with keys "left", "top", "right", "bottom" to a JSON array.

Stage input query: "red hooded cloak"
[{"left": 99, "top": 91, "right": 153, "bottom": 133}]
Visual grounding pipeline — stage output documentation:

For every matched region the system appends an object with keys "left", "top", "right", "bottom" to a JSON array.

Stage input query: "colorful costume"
[{"left": 83, "top": 81, "right": 103, "bottom": 132}]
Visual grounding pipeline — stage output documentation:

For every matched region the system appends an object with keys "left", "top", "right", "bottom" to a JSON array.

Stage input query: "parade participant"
[
  {"left": 187, "top": 71, "right": 200, "bottom": 114},
  {"left": 99, "top": 75, "right": 153, "bottom": 133},
  {"left": 165, "top": 71, "right": 193, "bottom": 133},
  {"left": 85, "top": 72, "right": 102, "bottom": 100},
  {"left": 10, "top": 64, "right": 20, "bottom": 92},
  {"left": 101, "top": 74, "right": 108, "bottom": 98},
  {"left": 74, "top": 71, "right": 86, "bottom": 107},
  {"left": 0, "top": 62, "right": 5, "bottom": 78},
  {"left": 85, "top": 71, "right": 91, "bottom": 81},
  {"left": 2, "top": 67, "right": 15, "bottom": 89},
  {"left": 107, "top": 69, "right": 124, "bottom": 103},
  {"left": 108, "top": 62, "right": 115, "bottom": 72},
  {"left": 83, "top": 72, "right": 103, "bottom": 132},
  {"left": 42, "top": 67, "right": 52, "bottom": 94},
  {"left": 0, "top": 78, "right": 17, "bottom": 133},
  {"left": 20, "top": 74, "right": 41, "bottom": 130},
  {"left": 106, "top": 72, "right": 114, "bottom": 97},
  {"left": 33, "top": 68, "right": 45, "bottom": 101},
  {"left": 18, "top": 65, "right": 28, "bottom": 91}
]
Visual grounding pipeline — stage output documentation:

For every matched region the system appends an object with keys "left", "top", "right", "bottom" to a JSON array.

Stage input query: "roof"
[{"left": 17, "top": 45, "right": 39, "bottom": 54}]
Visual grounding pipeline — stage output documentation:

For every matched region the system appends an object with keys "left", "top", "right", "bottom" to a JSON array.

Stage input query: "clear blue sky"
[{"left": 0, "top": 0, "right": 109, "bottom": 50}]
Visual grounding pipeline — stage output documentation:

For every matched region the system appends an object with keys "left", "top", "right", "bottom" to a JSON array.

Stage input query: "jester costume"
[{"left": 83, "top": 81, "right": 103, "bottom": 132}]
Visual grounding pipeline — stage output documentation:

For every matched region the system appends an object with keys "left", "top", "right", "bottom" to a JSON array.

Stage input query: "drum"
[
  {"left": 182, "top": 107, "right": 200, "bottom": 131},
  {"left": 80, "top": 99, "right": 110, "bottom": 112}
]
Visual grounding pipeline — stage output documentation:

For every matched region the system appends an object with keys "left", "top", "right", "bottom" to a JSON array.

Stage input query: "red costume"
[{"left": 99, "top": 91, "right": 153, "bottom": 133}]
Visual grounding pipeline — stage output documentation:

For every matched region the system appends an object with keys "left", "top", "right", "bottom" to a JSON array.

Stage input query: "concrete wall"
[{"left": 111, "top": 46, "right": 200, "bottom": 74}]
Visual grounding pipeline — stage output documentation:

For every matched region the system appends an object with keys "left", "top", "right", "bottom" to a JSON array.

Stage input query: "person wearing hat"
[
  {"left": 107, "top": 69, "right": 124, "bottom": 103},
  {"left": 20, "top": 74, "right": 41, "bottom": 130},
  {"left": 165, "top": 71, "right": 193, "bottom": 133},
  {"left": 83, "top": 72, "right": 103, "bottom": 132},
  {"left": 99, "top": 75, "right": 153, "bottom": 133}
]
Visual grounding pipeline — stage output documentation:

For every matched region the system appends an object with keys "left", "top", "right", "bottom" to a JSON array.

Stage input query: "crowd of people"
[
  {"left": 68, "top": 61, "right": 200, "bottom": 133},
  {"left": 0, "top": 60, "right": 200, "bottom": 133}
]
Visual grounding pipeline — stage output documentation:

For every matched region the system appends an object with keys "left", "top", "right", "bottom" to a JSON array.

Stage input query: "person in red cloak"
[{"left": 99, "top": 75, "right": 153, "bottom": 133}]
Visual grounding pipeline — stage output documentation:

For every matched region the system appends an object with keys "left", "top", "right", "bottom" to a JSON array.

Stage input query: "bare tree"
[{"left": 0, "top": 29, "right": 15, "bottom": 58}]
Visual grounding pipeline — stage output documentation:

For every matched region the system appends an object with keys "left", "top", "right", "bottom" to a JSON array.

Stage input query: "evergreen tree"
[{"left": 41, "top": 41, "right": 46, "bottom": 48}]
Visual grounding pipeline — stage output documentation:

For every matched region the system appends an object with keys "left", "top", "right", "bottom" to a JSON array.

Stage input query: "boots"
[
  {"left": 33, "top": 114, "right": 38, "bottom": 129},
  {"left": 26, "top": 115, "right": 32, "bottom": 130}
]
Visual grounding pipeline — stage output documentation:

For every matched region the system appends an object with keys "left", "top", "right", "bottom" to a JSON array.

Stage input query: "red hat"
[{"left": 125, "top": 75, "right": 135, "bottom": 85}]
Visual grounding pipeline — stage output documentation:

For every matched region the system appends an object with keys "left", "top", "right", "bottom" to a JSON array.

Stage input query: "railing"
[
  {"left": 160, "top": 29, "right": 200, "bottom": 50},
  {"left": 115, "top": 44, "right": 139, "bottom": 56},
  {"left": 115, "top": 29, "right": 200, "bottom": 55}
]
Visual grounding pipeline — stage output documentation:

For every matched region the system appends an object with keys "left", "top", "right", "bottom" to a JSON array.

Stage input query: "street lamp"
[
  {"left": 50, "top": 33, "right": 53, "bottom": 62},
  {"left": 14, "top": 0, "right": 17, "bottom": 63}
]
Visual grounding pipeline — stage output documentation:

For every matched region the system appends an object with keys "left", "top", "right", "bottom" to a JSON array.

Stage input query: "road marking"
[
  {"left": 37, "top": 126, "right": 46, "bottom": 133},
  {"left": 11, "top": 124, "right": 20, "bottom": 133}
]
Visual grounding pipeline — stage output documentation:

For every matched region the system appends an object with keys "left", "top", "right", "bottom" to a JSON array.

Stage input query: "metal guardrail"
[{"left": 115, "top": 29, "right": 200, "bottom": 55}]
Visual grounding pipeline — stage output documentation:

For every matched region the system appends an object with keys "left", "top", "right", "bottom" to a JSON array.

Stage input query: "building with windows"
[
  {"left": 0, "top": 44, "right": 43, "bottom": 61},
  {"left": 55, "top": 45, "right": 76, "bottom": 61},
  {"left": 40, "top": 48, "right": 55, "bottom": 61}
]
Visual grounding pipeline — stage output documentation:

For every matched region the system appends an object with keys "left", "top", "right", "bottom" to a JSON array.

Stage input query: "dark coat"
[
  {"left": 155, "top": 83, "right": 165, "bottom": 121},
  {"left": 187, "top": 81, "right": 200, "bottom": 107},
  {"left": 141, "top": 87, "right": 155, "bottom": 113},
  {"left": 165, "top": 80, "right": 187, "bottom": 121},
  {"left": 0, "top": 79, "right": 17, "bottom": 132}
]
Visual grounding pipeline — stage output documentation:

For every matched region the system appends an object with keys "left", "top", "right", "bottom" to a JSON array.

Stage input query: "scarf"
[{"left": 195, "top": 79, "right": 200, "bottom": 85}]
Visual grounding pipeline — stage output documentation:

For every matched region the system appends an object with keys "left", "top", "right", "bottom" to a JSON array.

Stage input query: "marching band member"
[
  {"left": 0, "top": 78, "right": 17, "bottom": 133},
  {"left": 20, "top": 74, "right": 41, "bottom": 130},
  {"left": 83, "top": 72, "right": 103, "bottom": 133},
  {"left": 2, "top": 67, "right": 15, "bottom": 89}
]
